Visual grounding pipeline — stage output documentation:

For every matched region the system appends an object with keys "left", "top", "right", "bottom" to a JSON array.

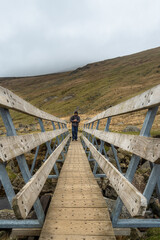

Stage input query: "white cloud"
[{"left": 0, "top": 0, "right": 160, "bottom": 76}]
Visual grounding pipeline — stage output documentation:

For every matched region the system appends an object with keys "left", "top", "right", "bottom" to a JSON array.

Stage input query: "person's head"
[{"left": 74, "top": 111, "right": 78, "bottom": 116}]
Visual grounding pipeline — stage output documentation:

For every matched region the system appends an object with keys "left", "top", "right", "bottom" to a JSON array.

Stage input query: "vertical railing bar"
[
  {"left": 87, "top": 122, "right": 94, "bottom": 161},
  {"left": 104, "top": 117, "right": 122, "bottom": 173},
  {"left": 61, "top": 123, "right": 68, "bottom": 152},
  {"left": 30, "top": 145, "right": 40, "bottom": 175},
  {"left": 0, "top": 163, "right": 15, "bottom": 206},
  {"left": 93, "top": 118, "right": 111, "bottom": 175},
  {"left": 38, "top": 118, "right": 59, "bottom": 176},
  {"left": 57, "top": 122, "right": 62, "bottom": 143},
  {"left": 51, "top": 121, "right": 64, "bottom": 160},
  {"left": 85, "top": 123, "right": 91, "bottom": 152},
  {"left": 143, "top": 164, "right": 160, "bottom": 203}
]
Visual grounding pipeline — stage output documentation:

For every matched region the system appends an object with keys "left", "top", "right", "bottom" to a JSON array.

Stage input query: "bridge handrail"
[
  {"left": 12, "top": 134, "right": 70, "bottom": 219},
  {"left": 82, "top": 84, "right": 160, "bottom": 221},
  {"left": 0, "top": 128, "right": 68, "bottom": 162},
  {"left": 84, "top": 128, "right": 160, "bottom": 164},
  {"left": 85, "top": 84, "right": 160, "bottom": 124},
  {"left": 82, "top": 135, "right": 147, "bottom": 217},
  {"left": 0, "top": 86, "right": 66, "bottom": 124},
  {"left": 0, "top": 86, "right": 70, "bottom": 226}
]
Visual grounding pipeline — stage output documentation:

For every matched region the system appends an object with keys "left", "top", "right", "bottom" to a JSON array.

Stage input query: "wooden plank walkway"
[{"left": 39, "top": 139, "right": 116, "bottom": 240}]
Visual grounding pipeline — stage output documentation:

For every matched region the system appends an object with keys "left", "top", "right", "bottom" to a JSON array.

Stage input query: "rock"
[
  {"left": 107, "top": 148, "right": 114, "bottom": 158},
  {"left": 31, "top": 194, "right": 52, "bottom": 219},
  {"left": 117, "top": 152, "right": 125, "bottom": 160},
  {"left": 104, "top": 197, "right": 131, "bottom": 219},
  {"left": 62, "top": 95, "right": 73, "bottom": 101},
  {"left": 117, "top": 148, "right": 132, "bottom": 158},
  {"left": 104, "top": 185, "right": 118, "bottom": 200},
  {"left": 25, "top": 153, "right": 36, "bottom": 167},
  {"left": 129, "top": 228, "right": 144, "bottom": 239},
  {"left": 0, "top": 209, "right": 16, "bottom": 219},
  {"left": 9, "top": 161, "right": 19, "bottom": 173},
  {"left": 132, "top": 173, "right": 146, "bottom": 193},
  {"left": 0, "top": 130, "right": 4, "bottom": 135},
  {"left": 0, "top": 230, "right": 8, "bottom": 239},
  {"left": 149, "top": 198, "right": 160, "bottom": 217},
  {"left": 116, "top": 122, "right": 124, "bottom": 126},
  {"left": 12, "top": 173, "right": 25, "bottom": 191},
  {"left": 123, "top": 125, "right": 140, "bottom": 133},
  {"left": 30, "top": 125, "right": 37, "bottom": 131},
  {"left": 140, "top": 161, "right": 150, "bottom": 170},
  {"left": 44, "top": 96, "right": 58, "bottom": 103}
]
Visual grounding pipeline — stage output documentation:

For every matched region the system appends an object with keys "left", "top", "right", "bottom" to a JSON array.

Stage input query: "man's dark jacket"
[{"left": 70, "top": 115, "right": 80, "bottom": 127}]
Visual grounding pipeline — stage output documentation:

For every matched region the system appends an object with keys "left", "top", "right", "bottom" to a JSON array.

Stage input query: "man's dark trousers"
[{"left": 72, "top": 125, "right": 78, "bottom": 140}]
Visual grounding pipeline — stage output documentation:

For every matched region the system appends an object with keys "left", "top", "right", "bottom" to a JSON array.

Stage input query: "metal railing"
[
  {"left": 82, "top": 84, "right": 160, "bottom": 228},
  {"left": 0, "top": 86, "right": 70, "bottom": 228}
]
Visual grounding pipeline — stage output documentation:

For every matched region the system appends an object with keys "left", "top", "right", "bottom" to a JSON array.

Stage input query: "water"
[{"left": 0, "top": 197, "right": 11, "bottom": 210}]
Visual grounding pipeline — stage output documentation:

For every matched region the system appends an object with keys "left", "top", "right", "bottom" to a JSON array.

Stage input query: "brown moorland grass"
[{"left": 0, "top": 47, "right": 160, "bottom": 134}]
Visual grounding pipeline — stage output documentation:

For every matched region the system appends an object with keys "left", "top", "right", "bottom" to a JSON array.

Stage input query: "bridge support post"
[
  {"left": 30, "top": 145, "right": 40, "bottom": 175},
  {"left": 87, "top": 122, "right": 94, "bottom": 161},
  {"left": 52, "top": 121, "right": 65, "bottom": 162},
  {"left": 93, "top": 118, "right": 112, "bottom": 176},
  {"left": 38, "top": 118, "right": 59, "bottom": 177},
  {"left": 61, "top": 123, "right": 68, "bottom": 153},
  {"left": 84, "top": 123, "right": 91, "bottom": 152},
  {"left": 0, "top": 163, "right": 15, "bottom": 206}
]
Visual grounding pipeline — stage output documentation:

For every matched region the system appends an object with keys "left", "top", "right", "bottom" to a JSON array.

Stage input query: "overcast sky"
[{"left": 0, "top": 0, "right": 160, "bottom": 77}]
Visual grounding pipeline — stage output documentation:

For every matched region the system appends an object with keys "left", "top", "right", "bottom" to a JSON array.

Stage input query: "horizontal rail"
[
  {"left": 0, "top": 219, "right": 42, "bottom": 228},
  {"left": 115, "top": 219, "right": 160, "bottom": 228},
  {"left": 0, "top": 86, "right": 66, "bottom": 124},
  {"left": 12, "top": 134, "right": 70, "bottom": 219},
  {"left": 85, "top": 84, "right": 160, "bottom": 124},
  {"left": 84, "top": 128, "right": 160, "bottom": 164},
  {"left": 82, "top": 135, "right": 147, "bottom": 217},
  {"left": 0, "top": 128, "right": 68, "bottom": 162}
]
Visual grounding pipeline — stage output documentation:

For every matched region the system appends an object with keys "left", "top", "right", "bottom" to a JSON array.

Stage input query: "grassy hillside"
[{"left": 0, "top": 47, "right": 160, "bottom": 121}]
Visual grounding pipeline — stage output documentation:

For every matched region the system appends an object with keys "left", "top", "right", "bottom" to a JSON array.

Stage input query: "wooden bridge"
[{"left": 0, "top": 84, "right": 160, "bottom": 239}]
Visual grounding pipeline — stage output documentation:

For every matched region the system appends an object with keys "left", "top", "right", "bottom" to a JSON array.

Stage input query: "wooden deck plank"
[
  {"left": 50, "top": 198, "right": 107, "bottom": 208},
  {"left": 40, "top": 235, "right": 116, "bottom": 240},
  {"left": 39, "top": 140, "right": 115, "bottom": 240},
  {"left": 54, "top": 189, "right": 102, "bottom": 195},
  {"left": 51, "top": 193, "right": 103, "bottom": 200},
  {"left": 41, "top": 220, "right": 114, "bottom": 236},
  {"left": 45, "top": 208, "right": 110, "bottom": 220}
]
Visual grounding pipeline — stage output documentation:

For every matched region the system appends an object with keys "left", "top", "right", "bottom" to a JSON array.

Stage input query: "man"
[{"left": 70, "top": 111, "right": 80, "bottom": 141}]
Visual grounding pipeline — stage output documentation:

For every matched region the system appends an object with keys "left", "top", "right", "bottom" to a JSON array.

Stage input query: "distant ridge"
[{"left": 0, "top": 46, "right": 160, "bottom": 117}]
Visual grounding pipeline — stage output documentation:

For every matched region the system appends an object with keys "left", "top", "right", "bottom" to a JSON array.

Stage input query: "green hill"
[{"left": 0, "top": 47, "right": 160, "bottom": 119}]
